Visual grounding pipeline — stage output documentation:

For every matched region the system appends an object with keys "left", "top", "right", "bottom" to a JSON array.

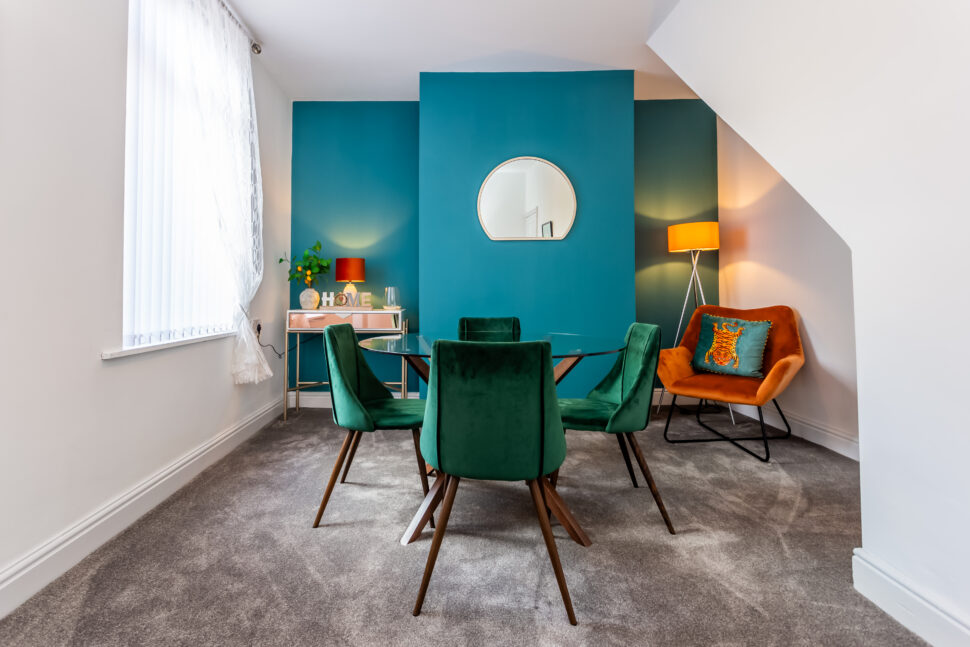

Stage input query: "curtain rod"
[{"left": 218, "top": 0, "right": 262, "bottom": 54}]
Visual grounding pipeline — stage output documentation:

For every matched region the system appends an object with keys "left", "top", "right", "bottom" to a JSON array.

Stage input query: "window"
[{"left": 122, "top": 0, "right": 270, "bottom": 382}]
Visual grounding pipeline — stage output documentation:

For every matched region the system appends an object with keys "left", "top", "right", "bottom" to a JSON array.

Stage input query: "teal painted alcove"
[
  {"left": 418, "top": 71, "right": 636, "bottom": 398},
  {"left": 634, "top": 100, "right": 719, "bottom": 349},
  {"left": 290, "top": 101, "right": 420, "bottom": 391}
]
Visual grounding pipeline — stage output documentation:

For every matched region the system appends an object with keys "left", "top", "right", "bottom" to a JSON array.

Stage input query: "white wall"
[
  {"left": 0, "top": 1, "right": 291, "bottom": 617},
  {"left": 651, "top": 2, "right": 970, "bottom": 644},
  {"left": 717, "top": 119, "right": 859, "bottom": 459}
]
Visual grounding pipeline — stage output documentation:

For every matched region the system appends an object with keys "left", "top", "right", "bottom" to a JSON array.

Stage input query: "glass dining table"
[{"left": 359, "top": 331, "right": 627, "bottom": 385}]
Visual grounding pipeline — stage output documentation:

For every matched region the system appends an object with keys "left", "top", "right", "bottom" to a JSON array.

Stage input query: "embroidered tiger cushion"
[{"left": 691, "top": 314, "right": 772, "bottom": 378}]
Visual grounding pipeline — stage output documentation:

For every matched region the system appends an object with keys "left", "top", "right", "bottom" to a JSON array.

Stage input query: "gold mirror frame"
[{"left": 476, "top": 156, "right": 577, "bottom": 241}]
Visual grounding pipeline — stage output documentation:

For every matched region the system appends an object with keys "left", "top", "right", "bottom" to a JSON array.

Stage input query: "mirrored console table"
[{"left": 283, "top": 308, "right": 407, "bottom": 420}]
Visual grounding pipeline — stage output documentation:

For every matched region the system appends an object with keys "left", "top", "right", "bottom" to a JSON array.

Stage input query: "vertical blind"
[{"left": 123, "top": 0, "right": 267, "bottom": 383}]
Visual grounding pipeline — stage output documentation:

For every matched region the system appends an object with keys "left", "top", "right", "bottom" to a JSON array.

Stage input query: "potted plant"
[{"left": 279, "top": 241, "right": 332, "bottom": 309}]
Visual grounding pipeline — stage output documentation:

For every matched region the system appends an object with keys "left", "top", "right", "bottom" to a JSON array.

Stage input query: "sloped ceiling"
[{"left": 230, "top": 0, "right": 693, "bottom": 100}]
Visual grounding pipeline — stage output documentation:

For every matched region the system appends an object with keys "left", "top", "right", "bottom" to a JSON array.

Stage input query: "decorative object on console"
[
  {"left": 477, "top": 157, "right": 576, "bottom": 241},
  {"left": 279, "top": 241, "right": 332, "bottom": 310},
  {"left": 335, "top": 257, "right": 366, "bottom": 295},
  {"left": 384, "top": 286, "right": 400, "bottom": 309},
  {"left": 692, "top": 314, "right": 772, "bottom": 378}
]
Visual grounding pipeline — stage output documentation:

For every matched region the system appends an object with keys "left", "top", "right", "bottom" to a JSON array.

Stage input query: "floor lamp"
[{"left": 656, "top": 222, "right": 735, "bottom": 423}]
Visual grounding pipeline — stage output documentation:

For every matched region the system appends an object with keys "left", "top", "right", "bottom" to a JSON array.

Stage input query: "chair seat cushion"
[
  {"left": 667, "top": 372, "right": 765, "bottom": 406},
  {"left": 364, "top": 398, "right": 426, "bottom": 429},
  {"left": 558, "top": 398, "right": 618, "bottom": 431}
]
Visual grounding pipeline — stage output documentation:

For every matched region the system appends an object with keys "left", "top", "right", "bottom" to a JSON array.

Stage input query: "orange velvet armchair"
[{"left": 657, "top": 305, "right": 805, "bottom": 462}]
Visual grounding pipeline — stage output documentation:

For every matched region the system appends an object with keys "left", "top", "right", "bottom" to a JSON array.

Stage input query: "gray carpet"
[{"left": 0, "top": 408, "right": 922, "bottom": 646}]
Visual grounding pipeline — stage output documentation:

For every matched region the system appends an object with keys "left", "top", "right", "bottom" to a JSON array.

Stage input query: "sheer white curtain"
[{"left": 124, "top": 0, "right": 271, "bottom": 384}]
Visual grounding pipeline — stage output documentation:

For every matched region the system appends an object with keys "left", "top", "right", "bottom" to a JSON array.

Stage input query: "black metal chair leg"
[
  {"left": 772, "top": 399, "right": 793, "bottom": 438},
  {"left": 663, "top": 395, "right": 792, "bottom": 462},
  {"left": 616, "top": 434, "right": 639, "bottom": 488},
  {"left": 662, "top": 395, "right": 678, "bottom": 442}
]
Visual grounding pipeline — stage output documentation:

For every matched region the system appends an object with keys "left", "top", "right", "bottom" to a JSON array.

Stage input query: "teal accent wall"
[
  {"left": 634, "top": 100, "right": 718, "bottom": 349},
  {"left": 290, "top": 101, "right": 420, "bottom": 390},
  {"left": 418, "top": 71, "right": 635, "bottom": 397}
]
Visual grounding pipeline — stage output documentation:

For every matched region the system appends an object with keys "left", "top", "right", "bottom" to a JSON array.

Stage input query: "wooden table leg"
[
  {"left": 553, "top": 356, "right": 582, "bottom": 384},
  {"left": 541, "top": 477, "right": 592, "bottom": 547},
  {"left": 404, "top": 355, "right": 430, "bottom": 383},
  {"left": 401, "top": 474, "right": 447, "bottom": 545}
]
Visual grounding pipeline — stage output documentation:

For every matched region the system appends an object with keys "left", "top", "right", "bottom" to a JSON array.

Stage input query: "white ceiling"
[{"left": 230, "top": 0, "right": 695, "bottom": 101}]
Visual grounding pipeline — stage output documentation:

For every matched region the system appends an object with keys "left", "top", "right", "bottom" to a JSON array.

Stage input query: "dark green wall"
[{"left": 634, "top": 100, "right": 718, "bottom": 349}]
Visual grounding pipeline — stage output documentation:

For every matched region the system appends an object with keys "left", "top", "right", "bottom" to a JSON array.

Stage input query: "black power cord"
[{"left": 256, "top": 322, "right": 315, "bottom": 359}]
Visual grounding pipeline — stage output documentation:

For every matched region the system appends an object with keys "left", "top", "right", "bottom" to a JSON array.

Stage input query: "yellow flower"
[{"left": 296, "top": 265, "right": 302, "bottom": 271}]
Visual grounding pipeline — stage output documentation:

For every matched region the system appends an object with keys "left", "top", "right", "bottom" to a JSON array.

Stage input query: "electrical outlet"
[{"left": 251, "top": 318, "right": 262, "bottom": 336}]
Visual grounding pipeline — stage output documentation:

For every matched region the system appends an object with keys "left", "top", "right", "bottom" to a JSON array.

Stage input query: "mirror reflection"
[{"left": 477, "top": 157, "right": 576, "bottom": 240}]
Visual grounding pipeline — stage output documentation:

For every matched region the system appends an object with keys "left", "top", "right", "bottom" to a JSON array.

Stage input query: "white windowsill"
[{"left": 101, "top": 331, "right": 234, "bottom": 360}]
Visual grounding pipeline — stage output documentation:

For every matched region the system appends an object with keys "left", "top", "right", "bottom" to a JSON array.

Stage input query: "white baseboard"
[
  {"left": 0, "top": 399, "right": 281, "bottom": 620},
  {"left": 853, "top": 548, "right": 970, "bottom": 646},
  {"left": 286, "top": 391, "right": 421, "bottom": 408},
  {"left": 650, "top": 389, "right": 859, "bottom": 460}
]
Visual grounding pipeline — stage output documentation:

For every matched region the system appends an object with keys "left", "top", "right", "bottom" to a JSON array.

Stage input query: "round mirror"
[{"left": 477, "top": 157, "right": 576, "bottom": 240}]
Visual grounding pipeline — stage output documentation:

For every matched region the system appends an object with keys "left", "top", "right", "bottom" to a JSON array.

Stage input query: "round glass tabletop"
[{"left": 359, "top": 332, "right": 626, "bottom": 359}]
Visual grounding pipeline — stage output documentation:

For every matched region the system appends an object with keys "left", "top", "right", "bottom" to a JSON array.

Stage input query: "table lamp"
[{"left": 335, "top": 257, "right": 365, "bottom": 295}]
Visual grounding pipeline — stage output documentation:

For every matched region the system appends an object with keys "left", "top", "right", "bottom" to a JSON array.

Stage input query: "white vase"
[{"left": 299, "top": 288, "right": 320, "bottom": 309}]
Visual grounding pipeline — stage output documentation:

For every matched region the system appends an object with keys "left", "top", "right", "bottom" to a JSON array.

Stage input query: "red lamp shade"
[{"left": 335, "top": 257, "right": 365, "bottom": 283}]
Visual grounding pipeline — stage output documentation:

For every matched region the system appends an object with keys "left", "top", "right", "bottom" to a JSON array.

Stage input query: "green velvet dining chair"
[
  {"left": 456, "top": 316, "right": 521, "bottom": 342},
  {"left": 312, "top": 324, "right": 430, "bottom": 528},
  {"left": 558, "top": 322, "right": 676, "bottom": 534},
  {"left": 412, "top": 339, "right": 579, "bottom": 625}
]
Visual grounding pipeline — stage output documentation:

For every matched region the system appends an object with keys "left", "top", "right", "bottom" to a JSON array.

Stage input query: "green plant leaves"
[{"left": 279, "top": 243, "right": 332, "bottom": 284}]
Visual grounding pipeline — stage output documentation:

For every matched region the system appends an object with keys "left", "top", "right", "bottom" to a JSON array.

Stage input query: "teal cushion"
[
  {"left": 692, "top": 314, "right": 772, "bottom": 377},
  {"left": 364, "top": 398, "right": 426, "bottom": 430},
  {"left": 558, "top": 398, "right": 618, "bottom": 431}
]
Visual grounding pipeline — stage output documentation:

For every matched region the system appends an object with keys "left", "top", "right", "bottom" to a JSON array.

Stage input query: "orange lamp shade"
[
  {"left": 667, "top": 222, "right": 719, "bottom": 252},
  {"left": 335, "top": 257, "right": 365, "bottom": 283}
]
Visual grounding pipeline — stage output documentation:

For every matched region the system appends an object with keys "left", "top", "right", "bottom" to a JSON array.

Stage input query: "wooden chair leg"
[
  {"left": 339, "top": 430, "right": 363, "bottom": 484},
  {"left": 412, "top": 429, "right": 435, "bottom": 529},
  {"left": 413, "top": 475, "right": 460, "bottom": 616},
  {"left": 549, "top": 468, "right": 559, "bottom": 489},
  {"left": 411, "top": 429, "right": 430, "bottom": 496},
  {"left": 313, "top": 430, "right": 355, "bottom": 528},
  {"left": 616, "top": 433, "right": 639, "bottom": 488},
  {"left": 528, "top": 479, "right": 577, "bottom": 625},
  {"left": 625, "top": 433, "right": 676, "bottom": 535}
]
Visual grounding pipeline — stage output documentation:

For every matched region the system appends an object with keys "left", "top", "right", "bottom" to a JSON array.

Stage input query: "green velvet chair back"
[
  {"left": 457, "top": 317, "right": 521, "bottom": 342},
  {"left": 587, "top": 323, "right": 662, "bottom": 433},
  {"left": 421, "top": 340, "right": 565, "bottom": 481},
  {"left": 323, "top": 324, "right": 392, "bottom": 432}
]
